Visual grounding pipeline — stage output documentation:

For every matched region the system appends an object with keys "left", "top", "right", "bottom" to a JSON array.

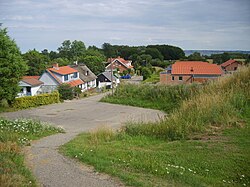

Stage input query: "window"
[
  {"left": 64, "top": 75, "right": 68, "bottom": 81},
  {"left": 179, "top": 76, "right": 183, "bottom": 81},
  {"left": 234, "top": 67, "right": 237, "bottom": 71},
  {"left": 73, "top": 72, "right": 77, "bottom": 78},
  {"left": 172, "top": 76, "right": 175, "bottom": 81}
]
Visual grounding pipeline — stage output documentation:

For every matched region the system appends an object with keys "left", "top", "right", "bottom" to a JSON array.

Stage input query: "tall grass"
[
  {"left": 101, "top": 83, "right": 201, "bottom": 112},
  {"left": 124, "top": 66, "right": 250, "bottom": 140}
]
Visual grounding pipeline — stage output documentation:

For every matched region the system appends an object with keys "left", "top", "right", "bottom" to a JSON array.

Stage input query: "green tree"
[
  {"left": 51, "top": 58, "right": 70, "bottom": 66},
  {"left": 0, "top": 28, "right": 27, "bottom": 104},
  {"left": 102, "top": 43, "right": 116, "bottom": 58},
  {"left": 82, "top": 49, "right": 106, "bottom": 61},
  {"left": 57, "top": 83, "right": 74, "bottom": 100},
  {"left": 23, "top": 49, "right": 46, "bottom": 75},
  {"left": 58, "top": 40, "right": 71, "bottom": 59},
  {"left": 188, "top": 52, "right": 205, "bottom": 61},
  {"left": 58, "top": 40, "right": 86, "bottom": 61},
  {"left": 141, "top": 67, "right": 152, "bottom": 80},
  {"left": 79, "top": 56, "right": 105, "bottom": 75},
  {"left": 145, "top": 48, "right": 164, "bottom": 61},
  {"left": 71, "top": 40, "right": 86, "bottom": 60}
]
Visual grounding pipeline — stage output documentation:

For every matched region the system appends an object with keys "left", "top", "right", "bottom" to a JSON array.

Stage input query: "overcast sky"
[{"left": 1, "top": 0, "right": 250, "bottom": 52}]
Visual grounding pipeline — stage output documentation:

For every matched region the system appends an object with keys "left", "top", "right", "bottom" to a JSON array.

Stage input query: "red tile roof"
[
  {"left": 23, "top": 76, "right": 40, "bottom": 80},
  {"left": 68, "top": 79, "right": 84, "bottom": 87},
  {"left": 46, "top": 70, "right": 62, "bottom": 84},
  {"left": 49, "top": 66, "right": 78, "bottom": 75},
  {"left": 221, "top": 59, "right": 238, "bottom": 67},
  {"left": 172, "top": 61, "right": 223, "bottom": 75},
  {"left": 22, "top": 78, "right": 43, "bottom": 86}
]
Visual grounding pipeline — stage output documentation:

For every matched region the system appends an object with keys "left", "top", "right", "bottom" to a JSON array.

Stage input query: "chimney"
[
  {"left": 52, "top": 63, "right": 59, "bottom": 69},
  {"left": 118, "top": 56, "right": 120, "bottom": 58}
]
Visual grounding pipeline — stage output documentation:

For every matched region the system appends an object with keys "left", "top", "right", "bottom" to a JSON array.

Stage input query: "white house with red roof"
[
  {"left": 18, "top": 76, "right": 44, "bottom": 97},
  {"left": 106, "top": 56, "right": 133, "bottom": 73},
  {"left": 160, "top": 61, "right": 223, "bottom": 85},
  {"left": 39, "top": 63, "right": 84, "bottom": 93}
]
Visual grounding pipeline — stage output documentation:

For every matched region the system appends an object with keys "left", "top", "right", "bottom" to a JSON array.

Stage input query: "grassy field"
[
  {"left": 0, "top": 118, "right": 64, "bottom": 186},
  {"left": 61, "top": 66, "right": 250, "bottom": 186},
  {"left": 101, "top": 83, "right": 201, "bottom": 113}
]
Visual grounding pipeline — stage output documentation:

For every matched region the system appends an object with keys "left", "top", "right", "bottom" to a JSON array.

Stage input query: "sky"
[{"left": 0, "top": 0, "right": 250, "bottom": 53}]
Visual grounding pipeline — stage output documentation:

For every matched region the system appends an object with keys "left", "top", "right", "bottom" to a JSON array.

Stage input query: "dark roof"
[
  {"left": 71, "top": 64, "right": 97, "bottom": 82},
  {"left": 22, "top": 78, "right": 43, "bottom": 87},
  {"left": 98, "top": 71, "right": 118, "bottom": 81}
]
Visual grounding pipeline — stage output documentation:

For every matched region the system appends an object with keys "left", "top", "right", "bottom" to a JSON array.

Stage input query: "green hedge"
[{"left": 12, "top": 92, "right": 60, "bottom": 109}]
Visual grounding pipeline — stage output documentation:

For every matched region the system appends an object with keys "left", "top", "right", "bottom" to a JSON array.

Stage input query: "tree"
[
  {"left": 51, "top": 57, "right": 70, "bottom": 66},
  {"left": 188, "top": 52, "right": 205, "bottom": 61},
  {"left": 0, "top": 28, "right": 27, "bottom": 104},
  {"left": 57, "top": 83, "right": 74, "bottom": 100},
  {"left": 141, "top": 67, "right": 152, "bottom": 80},
  {"left": 23, "top": 49, "right": 46, "bottom": 75},
  {"left": 147, "top": 45, "right": 185, "bottom": 60},
  {"left": 79, "top": 56, "right": 105, "bottom": 75},
  {"left": 82, "top": 49, "right": 106, "bottom": 61},
  {"left": 102, "top": 43, "right": 116, "bottom": 58},
  {"left": 58, "top": 40, "right": 86, "bottom": 61},
  {"left": 145, "top": 48, "right": 164, "bottom": 61}
]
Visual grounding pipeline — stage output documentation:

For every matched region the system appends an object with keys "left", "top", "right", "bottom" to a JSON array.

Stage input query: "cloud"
[{"left": 0, "top": 0, "right": 250, "bottom": 52}]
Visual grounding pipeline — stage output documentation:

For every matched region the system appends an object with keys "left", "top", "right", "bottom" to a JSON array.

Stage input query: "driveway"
[{"left": 1, "top": 93, "right": 165, "bottom": 187}]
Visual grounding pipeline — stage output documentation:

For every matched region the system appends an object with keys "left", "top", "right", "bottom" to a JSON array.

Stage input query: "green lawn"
[
  {"left": 0, "top": 118, "right": 64, "bottom": 186},
  {"left": 60, "top": 108, "right": 250, "bottom": 186}
]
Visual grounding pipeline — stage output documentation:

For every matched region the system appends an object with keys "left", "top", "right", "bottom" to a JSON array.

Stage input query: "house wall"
[
  {"left": 224, "top": 62, "right": 240, "bottom": 72},
  {"left": 39, "top": 72, "right": 59, "bottom": 93},
  {"left": 160, "top": 73, "right": 219, "bottom": 85},
  {"left": 31, "top": 85, "right": 42, "bottom": 96},
  {"left": 160, "top": 73, "right": 192, "bottom": 85},
  {"left": 106, "top": 60, "right": 128, "bottom": 73}
]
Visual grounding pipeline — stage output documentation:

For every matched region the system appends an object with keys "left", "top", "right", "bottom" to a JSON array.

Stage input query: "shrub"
[
  {"left": 12, "top": 92, "right": 60, "bottom": 109},
  {"left": 58, "top": 83, "right": 74, "bottom": 100}
]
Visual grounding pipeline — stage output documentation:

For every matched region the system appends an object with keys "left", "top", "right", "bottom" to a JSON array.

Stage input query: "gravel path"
[{"left": 1, "top": 93, "right": 165, "bottom": 187}]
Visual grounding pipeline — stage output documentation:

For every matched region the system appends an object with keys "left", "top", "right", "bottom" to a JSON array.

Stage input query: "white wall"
[
  {"left": 31, "top": 85, "right": 42, "bottom": 96},
  {"left": 40, "top": 72, "right": 59, "bottom": 86}
]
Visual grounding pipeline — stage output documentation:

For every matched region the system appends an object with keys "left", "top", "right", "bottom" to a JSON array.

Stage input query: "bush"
[
  {"left": 12, "top": 92, "right": 60, "bottom": 109},
  {"left": 58, "top": 84, "right": 74, "bottom": 100}
]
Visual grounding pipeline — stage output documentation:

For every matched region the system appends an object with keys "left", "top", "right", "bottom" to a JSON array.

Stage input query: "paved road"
[{"left": 1, "top": 93, "right": 165, "bottom": 187}]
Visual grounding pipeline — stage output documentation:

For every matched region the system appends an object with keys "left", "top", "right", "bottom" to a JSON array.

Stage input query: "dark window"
[
  {"left": 234, "top": 67, "right": 237, "bottom": 71},
  {"left": 73, "top": 72, "right": 77, "bottom": 78},
  {"left": 179, "top": 76, "right": 183, "bottom": 81},
  {"left": 172, "top": 76, "right": 174, "bottom": 81},
  {"left": 64, "top": 75, "right": 68, "bottom": 81}
]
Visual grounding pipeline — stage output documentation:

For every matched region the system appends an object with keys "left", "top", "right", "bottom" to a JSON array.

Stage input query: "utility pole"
[{"left": 110, "top": 57, "right": 114, "bottom": 96}]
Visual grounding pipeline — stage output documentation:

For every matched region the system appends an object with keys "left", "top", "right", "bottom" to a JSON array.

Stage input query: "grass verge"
[
  {"left": 0, "top": 118, "right": 64, "bottom": 186},
  {"left": 60, "top": 105, "right": 250, "bottom": 186}
]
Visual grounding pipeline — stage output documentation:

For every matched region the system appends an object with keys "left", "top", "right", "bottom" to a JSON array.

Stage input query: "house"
[
  {"left": 160, "top": 61, "right": 223, "bottom": 85},
  {"left": 106, "top": 56, "right": 133, "bottom": 73},
  {"left": 70, "top": 64, "right": 97, "bottom": 91},
  {"left": 97, "top": 71, "right": 120, "bottom": 89},
  {"left": 39, "top": 63, "right": 84, "bottom": 93},
  {"left": 221, "top": 59, "right": 241, "bottom": 73},
  {"left": 18, "top": 76, "right": 43, "bottom": 97}
]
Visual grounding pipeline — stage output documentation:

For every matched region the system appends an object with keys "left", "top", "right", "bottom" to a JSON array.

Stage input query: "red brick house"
[
  {"left": 106, "top": 56, "right": 133, "bottom": 73},
  {"left": 160, "top": 61, "right": 223, "bottom": 85},
  {"left": 221, "top": 59, "right": 241, "bottom": 73}
]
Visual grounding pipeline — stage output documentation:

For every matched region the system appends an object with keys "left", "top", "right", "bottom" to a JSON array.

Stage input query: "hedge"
[{"left": 12, "top": 92, "right": 60, "bottom": 109}]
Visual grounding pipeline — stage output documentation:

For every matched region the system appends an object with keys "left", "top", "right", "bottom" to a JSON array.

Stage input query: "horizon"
[{"left": 1, "top": 0, "right": 250, "bottom": 53}]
